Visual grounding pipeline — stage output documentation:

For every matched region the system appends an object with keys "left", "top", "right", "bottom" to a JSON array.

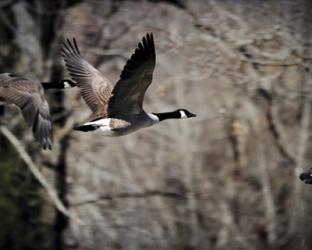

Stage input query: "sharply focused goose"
[
  {"left": 62, "top": 33, "right": 196, "bottom": 136},
  {"left": 0, "top": 73, "right": 53, "bottom": 149}
]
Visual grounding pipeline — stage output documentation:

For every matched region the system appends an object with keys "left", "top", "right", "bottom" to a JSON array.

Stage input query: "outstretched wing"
[
  {"left": 61, "top": 38, "right": 112, "bottom": 118},
  {"left": 108, "top": 33, "right": 156, "bottom": 117},
  {"left": 0, "top": 74, "right": 52, "bottom": 149}
]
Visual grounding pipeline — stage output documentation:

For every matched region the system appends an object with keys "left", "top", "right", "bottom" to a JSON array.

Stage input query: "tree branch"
[
  {"left": 0, "top": 126, "right": 84, "bottom": 225},
  {"left": 71, "top": 190, "right": 186, "bottom": 207}
]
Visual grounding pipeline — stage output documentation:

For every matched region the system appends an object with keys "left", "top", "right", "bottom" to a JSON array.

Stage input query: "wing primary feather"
[
  {"left": 62, "top": 41, "right": 71, "bottom": 55},
  {"left": 73, "top": 38, "right": 80, "bottom": 55},
  {"left": 68, "top": 39, "right": 75, "bottom": 54},
  {"left": 61, "top": 38, "right": 113, "bottom": 116},
  {"left": 67, "top": 38, "right": 79, "bottom": 56},
  {"left": 108, "top": 33, "right": 156, "bottom": 116},
  {"left": 32, "top": 111, "right": 39, "bottom": 133},
  {"left": 142, "top": 37, "right": 147, "bottom": 48}
]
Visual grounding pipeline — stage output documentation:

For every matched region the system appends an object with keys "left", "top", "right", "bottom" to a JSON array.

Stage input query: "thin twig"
[
  {"left": 71, "top": 190, "right": 186, "bottom": 207},
  {"left": 288, "top": 94, "right": 312, "bottom": 235},
  {"left": 241, "top": 58, "right": 301, "bottom": 67}
]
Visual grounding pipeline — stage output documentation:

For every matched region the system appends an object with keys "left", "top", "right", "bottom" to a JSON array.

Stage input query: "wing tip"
[
  {"left": 118, "top": 32, "right": 156, "bottom": 79},
  {"left": 33, "top": 112, "right": 53, "bottom": 150},
  {"left": 62, "top": 37, "right": 81, "bottom": 57},
  {"left": 134, "top": 32, "right": 156, "bottom": 56},
  {"left": 40, "top": 133, "right": 53, "bottom": 150},
  {"left": 41, "top": 140, "right": 52, "bottom": 150}
]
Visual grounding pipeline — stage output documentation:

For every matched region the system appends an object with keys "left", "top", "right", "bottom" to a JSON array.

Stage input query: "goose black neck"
[
  {"left": 153, "top": 111, "right": 180, "bottom": 121},
  {"left": 41, "top": 80, "right": 76, "bottom": 90},
  {"left": 41, "top": 81, "right": 65, "bottom": 90}
]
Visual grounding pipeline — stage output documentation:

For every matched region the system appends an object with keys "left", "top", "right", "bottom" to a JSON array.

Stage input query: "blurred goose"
[
  {"left": 0, "top": 73, "right": 53, "bottom": 149},
  {"left": 62, "top": 33, "right": 196, "bottom": 136}
]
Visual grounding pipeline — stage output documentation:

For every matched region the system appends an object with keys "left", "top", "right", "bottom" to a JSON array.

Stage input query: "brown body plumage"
[{"left": 0, "top": 73, "right": 52, "bottom": 149}]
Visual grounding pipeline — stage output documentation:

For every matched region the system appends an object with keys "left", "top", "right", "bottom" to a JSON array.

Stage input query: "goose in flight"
[
  {"left": 61, "top": 33, "right": 196, "bottom": 136},
  {"left": 0, "top": 73, "right": 53, "bottom": 149}
]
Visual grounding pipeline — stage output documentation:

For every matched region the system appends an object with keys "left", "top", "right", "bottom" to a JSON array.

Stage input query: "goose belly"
[
  {"left": 111, "top": 114, "right": 158, "bottom": 136},
  {"left": 98, "top": 125, "right": 142, "bottom": 137},
  {"left": 84, "top": 118, "right": 132, "bottom": 137},
  {"left": 111, "top": 124, "right": 143, "bottom": 136},
  {"left": 97, "top": 125, "right": 116, "bottom": 136},
  {"left": 82, "top": 115, "right": 157, "bottom": 137},
  {"left": 79, "top": 118, "right": 116, "bottom": 136}
]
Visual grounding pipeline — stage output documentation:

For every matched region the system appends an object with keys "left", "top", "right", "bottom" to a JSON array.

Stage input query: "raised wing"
[
  {"left": 61, "top": 38, "right": 112, "bottom": 118},
  {"left": 0, "top": 74, "right": 52, "bottom": 149},
  {"left": 108, "top": 33, "right": 156, "bottom": 117}
]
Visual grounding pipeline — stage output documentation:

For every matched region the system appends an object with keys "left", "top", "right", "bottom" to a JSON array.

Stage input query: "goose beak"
[{"left": 189, "top": 112, "right": 196, "bottom": 118}]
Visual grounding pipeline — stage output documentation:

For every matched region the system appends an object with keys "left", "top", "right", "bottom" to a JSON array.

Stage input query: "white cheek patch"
[
  {"left": 180, "top": 110, "right": 187, "bottom": 119},
  {"left": 63, "top": 81, "right": 71, "bottom": 88}
]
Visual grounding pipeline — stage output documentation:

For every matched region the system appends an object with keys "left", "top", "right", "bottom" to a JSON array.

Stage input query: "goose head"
[
  {"left": 176, "top": 109, "right": 196, "bottom": 119},
  {"left": 152, "top": 109, "right": 196, "bottom": 121}
]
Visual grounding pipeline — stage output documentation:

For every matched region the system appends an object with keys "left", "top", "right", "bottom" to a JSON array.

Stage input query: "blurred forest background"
[{"left": 0, "top": 0, "right": 312, "bottom": 250}]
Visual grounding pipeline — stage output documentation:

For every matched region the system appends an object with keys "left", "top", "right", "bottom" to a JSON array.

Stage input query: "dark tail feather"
[{"left": 74, "top": 124, "right": 100, "bottom": 132}]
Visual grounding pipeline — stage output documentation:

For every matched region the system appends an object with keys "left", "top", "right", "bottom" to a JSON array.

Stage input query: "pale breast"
[{"left": 109, "top": 118, "right": 131, "bottom": 129}]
